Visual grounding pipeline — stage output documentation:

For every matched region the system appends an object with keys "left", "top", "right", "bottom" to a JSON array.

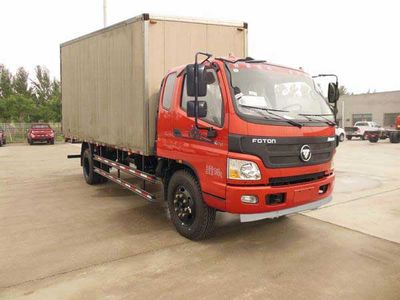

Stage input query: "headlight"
[{"left": 227, "top": 158, "right": 261, "bottom": 180}]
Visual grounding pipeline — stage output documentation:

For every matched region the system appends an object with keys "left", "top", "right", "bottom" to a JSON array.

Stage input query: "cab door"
[
  {"left": 171, "top": 67, "right": 229, "bottom": 201},
  {"left": 157, "top": 72, "right": 177, "bottom": 156}
]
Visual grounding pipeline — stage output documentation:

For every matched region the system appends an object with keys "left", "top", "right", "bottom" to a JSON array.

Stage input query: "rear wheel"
[
  {"left": 362, "top": 133, "right": 367, "bottom": 140},
  {"left": 369, "top": 136, "right": 379, "bottom": 143},
  {"left": 82, "top": 148, "right": 108, "bottom": 184},
  {"left": 339, "top": 133, "right": 345, "bottom": 142},
  {"left": 28, "top": 139, "right": 33, "bottom": 145},
  {"left": 49, "top": 139, "right": 54, "bottom": 145},
  {"left": 167, "top": 170, "right": 216, "bottom": 240},
  {"left": 389, "top": 132, "right": 400, "bottom": 144}
]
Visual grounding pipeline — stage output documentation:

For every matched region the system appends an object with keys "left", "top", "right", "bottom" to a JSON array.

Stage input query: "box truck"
[{"left": 62, "top": 14, "right": 339, "bottom": 240}]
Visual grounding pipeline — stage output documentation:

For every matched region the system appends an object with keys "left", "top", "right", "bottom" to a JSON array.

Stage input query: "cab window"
[
  {"left": 162, "top": 73, "right": 177, "bottom": 110},
  {"left": 181, "top": 68, "right": 223, "bottom": 127}
]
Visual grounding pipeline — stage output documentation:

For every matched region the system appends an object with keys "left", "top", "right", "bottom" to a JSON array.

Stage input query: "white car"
[
  {"left": 345, "top": 121, "right": 384, "bottom": 140},
  {"left": 335, "top": 126, "right": 345, "bottom": 142}
]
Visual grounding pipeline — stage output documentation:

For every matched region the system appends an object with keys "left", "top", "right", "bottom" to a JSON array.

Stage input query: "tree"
[
  {"left": 0, "top": 95, "right": 37, "bottom": 122},
  {"left": 0, "top": 64, "right": 62, "bottom": 124},
  {"left": 0, "top": 64, "right": 13, "bottom": 98},
  {"left": 39, "top": 97, "right": 61, "bottom": 122},
  {"left": 339, "top": 85, "right": 349, "bottom": 96},
  {"left": 51, "top": 78, "right": 61, "bottom": 99},
  {"left": 12, "top": 67, "right": 31, "bottom": 97},
  {"left": 31, "top": 65, "right": 52, "bottom": 105}
]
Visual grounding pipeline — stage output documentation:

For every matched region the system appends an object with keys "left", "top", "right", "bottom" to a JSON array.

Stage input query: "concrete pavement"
[{"left": 0, "top": 141, "right": 399, "bottom": 299}]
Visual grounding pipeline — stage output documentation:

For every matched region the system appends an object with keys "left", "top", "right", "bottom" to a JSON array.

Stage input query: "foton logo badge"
[
  {"left": 300, "top": 145, "right": 312, "bottom": 162},
  {"left": 252, "top": 138, "right": 277, "bottom": 144}
]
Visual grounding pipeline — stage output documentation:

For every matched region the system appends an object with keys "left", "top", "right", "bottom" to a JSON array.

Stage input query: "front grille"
[
  {"left": 268, "top": 172, "right": 326, "bottom": 186},
  {"left": 269, "top": 152, "right": 331, "bottom": 165},
  {"left": 228, "top": 134, "right": 336, "bottom": 169}
]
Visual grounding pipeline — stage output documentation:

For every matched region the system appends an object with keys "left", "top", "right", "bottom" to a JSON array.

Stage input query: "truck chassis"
[
  {"left": 72, "top": 141, "right": 220, "bottom": 240},
  {"left": 365, "top": 129, "right": 400, "bottom": 143}
]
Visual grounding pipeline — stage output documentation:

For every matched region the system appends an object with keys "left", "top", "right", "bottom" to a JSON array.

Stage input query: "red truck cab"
[{"left": 156, "top": 56, "right": 336, "bottom": 225}]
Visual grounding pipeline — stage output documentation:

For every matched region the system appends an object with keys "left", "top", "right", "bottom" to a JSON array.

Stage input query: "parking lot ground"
[
  {"left": 304, "top": 139, "right": 400, "bottom": 243},
  {"left": 0, "top": 141, "right": 399, "bottom": 299}
]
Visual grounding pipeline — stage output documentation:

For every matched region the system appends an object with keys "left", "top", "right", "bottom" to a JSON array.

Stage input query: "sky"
[{"left": 0, "top": 0, "right": 399, "bottom": 94}]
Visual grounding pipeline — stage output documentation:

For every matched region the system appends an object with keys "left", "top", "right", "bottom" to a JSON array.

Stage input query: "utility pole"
[
  {"left": 342, "top": 100, "right": 345, "bottom": 127},
  {"left": 103, "top": 0, "right": 107, "bottom": 27}
]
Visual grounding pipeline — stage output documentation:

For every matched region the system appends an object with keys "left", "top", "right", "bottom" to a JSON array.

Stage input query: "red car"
[
  {"left": 0, "top": 130, "right": 6, "bottom": 146},
  {"left": 27, "top": 123, "right": 55, "bottom": 145}
]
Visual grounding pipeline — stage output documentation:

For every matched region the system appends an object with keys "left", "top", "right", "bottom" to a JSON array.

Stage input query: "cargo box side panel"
[
  {"left": 147, "top": 21, "right": 247, "bottom": 151},
  {"left": 124, "top": 21, "right": 146, "bottom": 152},
  {"left": 205, "top": 24, "right": 247, "bottom": 58},
  {"left": 61, "top": 21, "right": 146, "bottom": 152}
]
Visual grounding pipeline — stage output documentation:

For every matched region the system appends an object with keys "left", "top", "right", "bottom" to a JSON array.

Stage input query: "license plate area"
[{"left": 293, "top": 187, "right": 315, "bottom": 204}]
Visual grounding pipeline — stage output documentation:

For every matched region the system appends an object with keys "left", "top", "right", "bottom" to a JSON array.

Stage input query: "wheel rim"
[{"left": 173, "top": 185, "right": 196, "bottom": 226}]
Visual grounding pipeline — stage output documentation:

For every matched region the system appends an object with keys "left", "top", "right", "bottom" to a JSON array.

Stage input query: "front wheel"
[
  {"left": 339, "top": 133, "right": 345, "bottom": 142},
  {"left": 167, "top": 170, "right": 216, "bottom": 240}
]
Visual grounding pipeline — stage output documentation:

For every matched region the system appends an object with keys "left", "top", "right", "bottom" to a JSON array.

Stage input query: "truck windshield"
[{"left": 227, "top": 62, "right": 334, "bottom": 123}]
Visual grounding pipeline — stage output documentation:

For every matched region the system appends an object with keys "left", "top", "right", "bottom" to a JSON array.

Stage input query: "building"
[{"left": 336, "top": 90, "right": 400, "bottom": 128}]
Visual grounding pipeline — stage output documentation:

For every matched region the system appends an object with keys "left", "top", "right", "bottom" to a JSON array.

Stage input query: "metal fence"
[{"left": 0, "top": 123, "right": 62, "bottom": 143}]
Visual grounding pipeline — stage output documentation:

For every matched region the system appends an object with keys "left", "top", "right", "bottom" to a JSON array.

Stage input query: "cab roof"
[{"left": 167, "top": 56, "right": 308, "bottom": 76}]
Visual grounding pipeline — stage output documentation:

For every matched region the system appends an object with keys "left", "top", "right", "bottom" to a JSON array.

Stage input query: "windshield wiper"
[
  {"left": 298, "top": 113, "right": 336, "bottom": 126},
  {"left": 240, "top": 104, "right": 303, "bottom": 128}
]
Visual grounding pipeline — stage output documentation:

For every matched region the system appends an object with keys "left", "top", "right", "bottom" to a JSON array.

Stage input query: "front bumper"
[
  {"left": 31, "top": 136, "right": 53, "bottom": 141},
  {"left": 240, "top": 195, "right": 331, "bottom": 222},
  {"left": 225, "top": 173, "right": 334, "bottom": 215}
]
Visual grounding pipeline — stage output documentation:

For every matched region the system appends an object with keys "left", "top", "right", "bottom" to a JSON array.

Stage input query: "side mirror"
[
  {"left": 186, "top": 64, "right": 207, "bottom": 97},
  {"left": 328, "top": 83, "right": 340, "bottom": 103},
  {"left": 187, "top": 100, "right": 207, "bottom": 118}
]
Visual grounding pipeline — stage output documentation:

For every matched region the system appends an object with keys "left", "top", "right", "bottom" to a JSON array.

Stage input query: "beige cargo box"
[{"left": 61, "top": 13, "right": 247, "bottom": 155}]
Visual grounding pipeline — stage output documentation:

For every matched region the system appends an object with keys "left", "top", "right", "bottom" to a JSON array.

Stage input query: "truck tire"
[
  {"left": 82, "top": 148, "right": 108, "bottom": 184},
  {"left": 389, "top": 132, "right": 400, "bottom": 144},
  {"left": 167, "top": 170, "right": 216, "bottom": 240},
  {"left": 369, "top": 136, "right": 379, "bottom": 143},
  {"left": 346, "top": 136, "right": 352, "bottom": 140}
]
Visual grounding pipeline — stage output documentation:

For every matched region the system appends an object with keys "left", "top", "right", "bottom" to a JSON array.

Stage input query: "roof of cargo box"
[{"left": 60, "top": 13, "right": 247, "bottom": 48}]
